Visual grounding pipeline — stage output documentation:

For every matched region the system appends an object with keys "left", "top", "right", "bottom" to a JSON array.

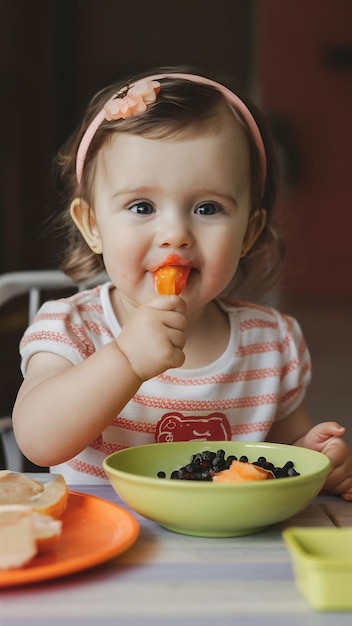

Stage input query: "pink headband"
[{"left": 76, "top": 72, "right": 267, "bottom": 190}]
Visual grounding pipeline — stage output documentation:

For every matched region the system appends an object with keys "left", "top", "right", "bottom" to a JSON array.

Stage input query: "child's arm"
[
  {"left": 13, "top": 295, "right": 186, "bottom": 467},
  {"left": 267, "top": 403, "right": 352, "bottom": 501}
]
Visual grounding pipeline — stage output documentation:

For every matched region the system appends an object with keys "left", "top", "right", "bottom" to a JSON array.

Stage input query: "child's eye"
[
  {"left": 128, "top": 201, "right": 154, "bottom": 215},
  {"left": 195, "top": 202, "right": 222, "bottom": 216}
]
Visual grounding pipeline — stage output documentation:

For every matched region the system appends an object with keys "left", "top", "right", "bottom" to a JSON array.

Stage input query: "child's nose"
[{"left": 157, "top": 213, "right": 193, "bottom": 248}]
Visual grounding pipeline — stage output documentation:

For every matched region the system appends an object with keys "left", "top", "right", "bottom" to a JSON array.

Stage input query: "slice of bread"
[
  {"left": 0, "top": 472, "right": 68, "bottom": 569},
  {"left": 0, "top": 471, "right": 68, "bottom": 518}
]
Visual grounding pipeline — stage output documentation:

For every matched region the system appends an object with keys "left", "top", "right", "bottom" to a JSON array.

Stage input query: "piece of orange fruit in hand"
[
  {"left": 212, "top": 460, "right": 274, "bottom": 483},
  {"left": 154, "top": 265, "right": 190, "bottom": 295}
]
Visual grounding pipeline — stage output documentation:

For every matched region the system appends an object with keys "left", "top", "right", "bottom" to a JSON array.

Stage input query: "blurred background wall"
[
  {"left": 1, "top": 0, "right": 351, "bottom": 297},
  {"left": 1, "top": 0, "right": 351, "bottom": 461}
]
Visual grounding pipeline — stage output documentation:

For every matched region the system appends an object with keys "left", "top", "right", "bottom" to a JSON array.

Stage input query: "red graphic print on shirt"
[{"left": 155, "top": 412, "right": 231, "bottom": 443}]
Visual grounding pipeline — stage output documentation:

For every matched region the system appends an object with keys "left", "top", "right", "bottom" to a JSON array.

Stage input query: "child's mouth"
[{"left": 152, "top": 254, "right": 192, "bottom": 295}]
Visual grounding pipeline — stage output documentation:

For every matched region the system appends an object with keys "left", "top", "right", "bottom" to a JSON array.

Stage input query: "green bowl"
[
  {"left": 103, "top": 441, "right": 331, "bottom": 537},
  {"left": 283, "top": 527, "right": 352, "bottom": 611}
]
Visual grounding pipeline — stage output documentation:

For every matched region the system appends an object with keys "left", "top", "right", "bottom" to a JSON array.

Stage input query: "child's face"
[{"left": 73, "top": 116, "right": 263, "bottom": 315}]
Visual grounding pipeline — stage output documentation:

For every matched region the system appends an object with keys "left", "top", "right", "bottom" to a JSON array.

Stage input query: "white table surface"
[{"left": 1, "top": 484, "right": 351, "bottom": 625}]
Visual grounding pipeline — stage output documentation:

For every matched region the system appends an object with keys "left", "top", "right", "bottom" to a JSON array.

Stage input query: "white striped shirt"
[{"left": 20, "top": 282, "right": 311, "bottom": 483}]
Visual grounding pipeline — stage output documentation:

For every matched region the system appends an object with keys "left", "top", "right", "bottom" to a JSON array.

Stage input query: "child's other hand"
[
  {"left": 299, "top": 422, "right": 352, "bottom": 501},
  {"left": 116, "top": 295, "right": 187, "bottom": 382}
]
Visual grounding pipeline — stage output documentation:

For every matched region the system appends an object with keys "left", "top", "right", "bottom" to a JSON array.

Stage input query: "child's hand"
[
  {"left": 298, "top": 422, "right": 352, "bottom": 501},
  {"left": 116, "top": 295, "right": 187, "bottom": 382}
]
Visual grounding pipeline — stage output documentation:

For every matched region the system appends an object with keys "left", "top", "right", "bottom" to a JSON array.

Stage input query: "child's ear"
[
  {"left": 70, "top": 198, "right": 103, "bottom": 254},
  {"left": 241, "top": 208, "right": 266, "bottom": 257}
]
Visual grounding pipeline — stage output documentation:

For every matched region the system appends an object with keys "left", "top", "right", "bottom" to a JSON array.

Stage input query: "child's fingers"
[
  {"left": 322, "top": 437, "right": 348, "bottom": 465},
  {"left": 339, "top": 474, "right": 352, "bottom": 500},
  {"left": 303, "top": 422, "right": 346, "bottom": 450},
  {"left": 322, "top": 439, "right": 348, "bottom": 484},
  {"left": 327, "top": 475, "right": 352, "bottom": 500},
  {"left": 321, "top": 437, "right": 352, "bottom": 497},
  {"left": 149, "top": 294, "right": 186, "bottom": 314},
  {"left": 341, "top": 489, "right": 352, "bottom": 502},
  {"left": 324, "top": 422, "right": 346, "bottom": 437}
]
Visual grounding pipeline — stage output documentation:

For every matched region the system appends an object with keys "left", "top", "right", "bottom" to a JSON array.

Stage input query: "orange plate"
[{"left": 0, "top": 491, "right": 139, "bottom": 587}]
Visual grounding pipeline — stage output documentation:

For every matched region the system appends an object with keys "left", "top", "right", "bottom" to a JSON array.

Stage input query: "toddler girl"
[{"left": 13, "top": 68, "right": 352, "bottom": 498}]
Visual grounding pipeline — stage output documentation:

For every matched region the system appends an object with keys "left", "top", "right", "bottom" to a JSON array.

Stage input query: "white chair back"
[{"left": 0, "top": 270, "right": 80, "bottom": 471}]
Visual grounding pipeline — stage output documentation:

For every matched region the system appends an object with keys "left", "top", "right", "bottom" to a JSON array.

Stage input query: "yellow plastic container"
[{"left": 283, "top": 527, "right": 352, "bottom": 611}]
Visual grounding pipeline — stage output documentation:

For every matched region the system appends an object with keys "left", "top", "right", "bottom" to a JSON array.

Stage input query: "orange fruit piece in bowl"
[{"left": 212, "top": 460, "right": 274, "bottom": 483}]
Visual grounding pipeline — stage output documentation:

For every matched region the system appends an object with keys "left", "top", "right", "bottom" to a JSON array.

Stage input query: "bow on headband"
[{"left": 104, "top": 80, "right": 160, "bottom": 121}]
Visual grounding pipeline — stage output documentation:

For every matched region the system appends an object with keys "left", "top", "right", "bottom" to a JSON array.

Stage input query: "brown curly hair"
[{"left": 54, "top": 66, "right": 285, "bottom": 294}]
